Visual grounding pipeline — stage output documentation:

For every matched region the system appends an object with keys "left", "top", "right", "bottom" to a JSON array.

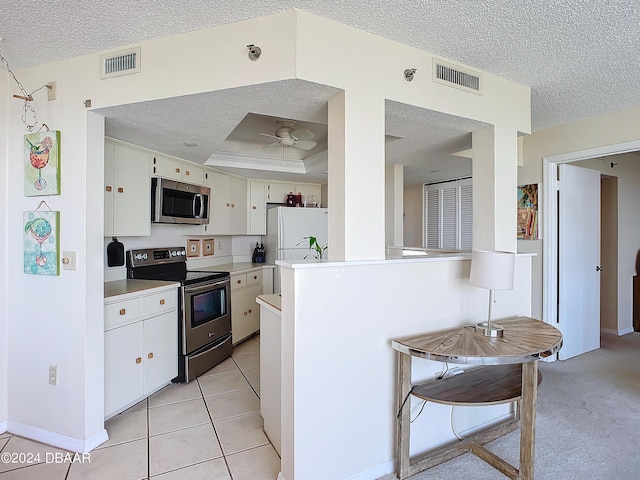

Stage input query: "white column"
[
  {"left": 472, "top": 125, "right": 518, "bottom": 252},
  {"left": 385, "top": 164, "right": 404, "bottom": 247},
  {"left": 327, "top": 90, "right": 386, "bottom": 260}
]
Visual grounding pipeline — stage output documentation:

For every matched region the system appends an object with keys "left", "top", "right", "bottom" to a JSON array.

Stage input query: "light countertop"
[
  {"left": 257, "top": 294, "right": 282, "bottom": 313},
  {"left": 104, "top": 279, "right": 180, "bottom": 300},
  {"left": 191, "top": 262, "right": 274, "bottom": 275}
]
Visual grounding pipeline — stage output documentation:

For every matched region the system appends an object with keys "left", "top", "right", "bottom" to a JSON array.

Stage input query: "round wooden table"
[{"left": 391, "top": 317, "right": 562, "bottom": 480}]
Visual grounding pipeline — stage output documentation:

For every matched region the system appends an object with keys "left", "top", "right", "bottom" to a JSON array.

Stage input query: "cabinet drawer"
[
  {"left": 105, "top": 298, "right": 142, "bottom": 330},
  {"left": 246, "top": 270, "right": 262, "bottom": 286},
  {"left": 231, "top": 274, "right": 247, "bottom": 291},
  {"left": 142, "top": 290, "right": 177, "bottom": 317}
]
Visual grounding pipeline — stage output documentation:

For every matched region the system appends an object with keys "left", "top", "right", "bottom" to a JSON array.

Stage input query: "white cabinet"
[
  {"left": 230, "top": 269, "right": 263, "bottom": 344},
  {"left": 266, "top": 181, "right": 321, "bottom": 205},
  {"left": 266, "top": 181, "right": 295, "bottom": 203},
  {"left": 151, "top": 155, "right": 205, "bottom": 185},
  {"left": 248, "top": 180, "right": 266, "bottom": 235},
  {"left": 207, "top": 171, "right": 247, "bottom": 235},
  {"left": 104, "top": 286, "right": 178, "bottom": 419},
  {"left": 104, "top": 140, "right": 151, "bottom": 236}
]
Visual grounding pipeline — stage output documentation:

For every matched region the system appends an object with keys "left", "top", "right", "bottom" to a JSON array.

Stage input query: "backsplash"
[{"left": 104, "top": 224, "right": 261, "bottom": 281}]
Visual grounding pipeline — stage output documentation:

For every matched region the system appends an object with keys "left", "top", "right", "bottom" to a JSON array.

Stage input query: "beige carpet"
[{"left": 399, "top": 332, "right": 640, "bottom": 480}]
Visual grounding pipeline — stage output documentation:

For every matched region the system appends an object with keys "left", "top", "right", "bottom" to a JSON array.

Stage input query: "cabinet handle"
[
  {"left": 252, "top": 206, "right": 257, "bottom": 210},
  {"left": 117, "top": 187, "right": 124, "bottom": 193},
  {"left": 119, "top": 308, "right": 126, "bottom": 315},
  {"left": 253, "top": 275, "right": 258, "bottom": 280},
  {"left": 185, "top": 170, "right": 190, "bottom": 175},
  {"left": 160, "top": 299, "right": 165, "bottom": 305},
  {"left": 244, "top": 311, "right": 248, "bottom": 316},
  {"left": 237, "top": 280, "right": 242, "bottom": 284},
  {"left": 226, "top": 203, "right": 230, "bottom": 207},
  {"left": 248, "top": 309, "right": 252, "bottom": 314},
  {"left": 135, "top": 357, "right": 142, "bottom": 364},
  {"left": 176, "top": 168, "right": 181, "bottom": 173},
  {"left": 231, "top": 203, "right": 235, "bottom": 207},
  {"left": 148, "top": 352, "right": 154, "bottom": 359},
  {"left": 105, "top": 185, "right": 112, "bottom": 192}
]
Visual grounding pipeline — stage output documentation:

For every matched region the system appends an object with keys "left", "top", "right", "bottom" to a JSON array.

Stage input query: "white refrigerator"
[{"left": 265, "top": 206, "right": 328, "bottom": 293}]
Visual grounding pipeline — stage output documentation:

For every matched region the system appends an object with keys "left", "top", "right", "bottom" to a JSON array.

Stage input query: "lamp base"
[{"left": 474, "top": 322, "right": 504, "bottom": 337}]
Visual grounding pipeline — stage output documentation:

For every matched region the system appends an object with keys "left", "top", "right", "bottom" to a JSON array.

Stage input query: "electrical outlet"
[
  {"left": 47, "top": 81, "right": 57, "bottom": 101},
  {"left": 49, "top": 365, "right": 58, "bottom": 385},
  {"left": 62, "top": 251, "right": 76, "bottom": 270}
]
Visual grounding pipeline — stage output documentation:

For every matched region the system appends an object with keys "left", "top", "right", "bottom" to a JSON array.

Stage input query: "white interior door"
[{"left": 558, "top": 163, "right": 601, "bottom": 360}]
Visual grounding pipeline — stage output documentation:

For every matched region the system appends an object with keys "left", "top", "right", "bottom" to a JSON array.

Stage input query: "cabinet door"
[
  {"left": 143, "top": 311, "right": 178, "bottom": 395},
  {"left": 113, "top": 144, "right": 150, "bottom": 236},
  {"left": 267, "top": 182, "right": 295, "bottom": 203},
  {"left": 231, "top": 284, "right": 262, "bottom": 345},
  {"left": 151, "top": 155, "right": 182, "bottom": 180},
  {"left": 208, "top": 171, "right": 231, "bottom": 234},
  {"left": 182, "top": 162, "right": 205, "bottom": 185},
  {"left": 104, "top": 322, "right": 144, "bottom": 418},
  {"left": 296, "top": 183, "right": 321, "bottom": 205},
  {"left": 229, "top": 175, "right": 247, "bottom": 235},
  {"left": 104, "top": 141, "right": 115, "bottom": 235},
  {"left": 248, "top": 181, "right": 266, "bottom": 235}
]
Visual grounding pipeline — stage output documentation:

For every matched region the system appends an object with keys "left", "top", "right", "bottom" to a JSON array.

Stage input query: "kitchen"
[{"left": 2, "top": 10, "right": 531, "bottom": 480}]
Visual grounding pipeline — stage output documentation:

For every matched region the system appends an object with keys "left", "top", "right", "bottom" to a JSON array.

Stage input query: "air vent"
[
  {"left": 100, "top": 47, "right": 141, "bottom": 79},
  {"left": 433, "top": 60, "right": 482, "bottom": 95}
]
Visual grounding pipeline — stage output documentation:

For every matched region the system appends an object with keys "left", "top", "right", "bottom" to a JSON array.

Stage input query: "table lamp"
[{"left": 470, "top": 250, "right": 515, "bottom": 337}]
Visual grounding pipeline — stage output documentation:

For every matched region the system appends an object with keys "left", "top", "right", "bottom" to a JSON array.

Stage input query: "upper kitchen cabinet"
[
  {"left": 248, "top": 180, "right": 266, "bottom": 235},
  {"left": 266, "top": 181, "right": 322, "bottom": 205},
  {"left": 104, "top": 139, "right": 151, "bottom": 236},
  {"left": 151, "top": 155, "right": 205, "bottom": 186}
]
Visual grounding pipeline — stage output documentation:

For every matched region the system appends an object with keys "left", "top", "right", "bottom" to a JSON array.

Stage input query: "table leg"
[
  {"left": 397, "top": 352, "right": 412, "bottom": 480},
  {"left": 520, "top": 361, "right": 538, "bottom": 480}
]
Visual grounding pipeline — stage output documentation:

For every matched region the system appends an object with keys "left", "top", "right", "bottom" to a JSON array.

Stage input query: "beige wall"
[
  {"left": 521, "top": 109, "right": 640, "bottom": 330},
  {"left": 403, "top": 184, "right": 423, "bottom": 247}
]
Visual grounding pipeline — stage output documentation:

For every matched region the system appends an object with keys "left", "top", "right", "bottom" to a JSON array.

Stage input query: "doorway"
[{"left": 543, "top": 140, "right": 640, "bottom": 359}]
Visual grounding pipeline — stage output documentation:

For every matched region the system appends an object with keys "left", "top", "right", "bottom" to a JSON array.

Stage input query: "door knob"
[{"left": 596, "top": 266, "right": 604, "bottom": 272}]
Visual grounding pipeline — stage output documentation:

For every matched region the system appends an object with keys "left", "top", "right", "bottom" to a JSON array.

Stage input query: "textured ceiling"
[{"left": 2, "top": 1, "right": 640, "bottom": 183}]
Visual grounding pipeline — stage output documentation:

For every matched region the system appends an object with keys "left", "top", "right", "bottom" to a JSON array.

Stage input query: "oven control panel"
[{"left": 127, "top": 247, "right": 186, "bottom": 267}]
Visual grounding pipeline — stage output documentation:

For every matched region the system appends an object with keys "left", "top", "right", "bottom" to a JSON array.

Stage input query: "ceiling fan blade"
[
  {"left": 258, "top": 132, "right": 280, "bottom": 140},
  {"left": 291, "top": 128, "right": 314, "bottom": 141},
  {"left": 262, "top": 141, "right": 282, "bottom": 148},
  {"left": 294, "top": 140, "right": 317, "bottom": 151}
]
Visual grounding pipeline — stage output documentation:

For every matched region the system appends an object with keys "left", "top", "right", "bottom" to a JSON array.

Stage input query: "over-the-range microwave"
[{"left": 151, "top": 177, "right": 210, "bottom": 225}]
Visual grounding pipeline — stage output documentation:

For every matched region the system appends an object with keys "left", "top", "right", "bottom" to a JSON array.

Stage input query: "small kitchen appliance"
[{"left": 252, "top": 243, "right": 265, "bottom": 263}]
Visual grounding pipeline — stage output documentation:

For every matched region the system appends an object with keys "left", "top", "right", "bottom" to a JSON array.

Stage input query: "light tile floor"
[{"left": 0, "top": 335, "right": 281, "bottom": 480}]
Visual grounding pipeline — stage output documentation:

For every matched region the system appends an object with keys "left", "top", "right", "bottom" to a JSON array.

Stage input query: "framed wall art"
[
  {"left": 517, "top": 183, "right": 539, "bottom": 240},
  {"left": 24, "top": 130, "right": 61, "bottom": 196},
  {"left": 24, "top": 208, "right": 60, "bottom": 276}
]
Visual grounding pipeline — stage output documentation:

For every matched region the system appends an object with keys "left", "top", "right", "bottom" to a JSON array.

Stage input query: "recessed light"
[
  {"left": 430, "top": 169, "right": 441, "bottom": 173},
  {"left": 182, "top": 142, "right": 198, "bottom": 147}
]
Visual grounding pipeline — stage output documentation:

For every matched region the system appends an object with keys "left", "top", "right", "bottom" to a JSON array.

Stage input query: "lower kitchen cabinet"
[
  {"left": 104, "top": 285, "right": 178, "bottom": 419},
  {"left": 230, "top": 269, "right": 264, "bottom": 344}
]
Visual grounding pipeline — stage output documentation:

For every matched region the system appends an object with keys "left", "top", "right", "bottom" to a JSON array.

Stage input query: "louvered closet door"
[
  {"left": 460, "top": 183, "right": 473, "bottom": 250},
  {"left": 424, "top": 178, "right": 472, "bottom": 250},
  {"left": 426, "top": 189, "right": 440, "bottom": 248},
  {"left": 441, "top": 186, "right": 458, "bottom": 249}
]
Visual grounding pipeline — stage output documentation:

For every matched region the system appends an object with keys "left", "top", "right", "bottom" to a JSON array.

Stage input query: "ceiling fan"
[{"left": 258, "top": 119, "right": 317, "bottom": 151}]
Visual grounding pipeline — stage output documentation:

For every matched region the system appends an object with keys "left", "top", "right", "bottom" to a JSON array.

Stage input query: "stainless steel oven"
[{"left": 127, "top": 247, "right": 231, "bottom": 382}]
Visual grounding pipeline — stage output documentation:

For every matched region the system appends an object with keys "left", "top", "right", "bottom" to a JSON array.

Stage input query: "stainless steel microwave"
[{"left": 151, "top": 177, "right": 210, "bottom": 225}]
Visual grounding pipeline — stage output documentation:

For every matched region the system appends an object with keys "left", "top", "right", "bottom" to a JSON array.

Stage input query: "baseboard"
[
  {"left": 342, "top": 460, "right": 395, "bottom": 480},
  {"left": 601, "top": 327, "right": 634, "bottom": 336},
  {"left": 7, "top": 421, "right": 108, "bottom": 453},
  {"left": 0, "top": 420, "right": 7, "bottom": 435},
  {"left": 277, "top": 473, "right": 286, "bottom": 480}
]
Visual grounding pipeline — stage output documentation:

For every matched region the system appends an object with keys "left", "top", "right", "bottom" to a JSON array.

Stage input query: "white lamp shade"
[{"left": 470, "top": 250, "right": 515, "bottom": 290}]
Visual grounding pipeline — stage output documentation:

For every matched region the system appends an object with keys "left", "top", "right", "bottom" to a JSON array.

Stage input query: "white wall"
[
  {"left": 280, "top": 256, "right": 533, "bottom": 480},
  {"left": 521, "top": 112, "right": 640, "bottom": 330},
  {"left": 0, "top": 68, "right": 8, "bottom": 429},
  {"left": 0, "top": 9, "right": 530, "bottom": 454}
]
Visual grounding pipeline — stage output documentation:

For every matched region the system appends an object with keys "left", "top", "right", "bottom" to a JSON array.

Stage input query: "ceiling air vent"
[
  {"left": 100, "top": 47, "right": 141, "bottom": 79},
  {"left": 433, "top": 60, "right": 482, "bottom": 95}
]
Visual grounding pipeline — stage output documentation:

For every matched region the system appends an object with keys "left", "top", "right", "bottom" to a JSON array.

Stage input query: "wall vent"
[
  {"left": 100, "top": 47, "right": 141, "bottom": 79},
  {"left": 433, "top": 60, "right": 482, "bottom": 95}
]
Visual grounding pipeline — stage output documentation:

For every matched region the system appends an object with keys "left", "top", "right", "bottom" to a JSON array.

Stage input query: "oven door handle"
[{"left": 183, "top": 279, "right": 229, "bottom": 295}]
